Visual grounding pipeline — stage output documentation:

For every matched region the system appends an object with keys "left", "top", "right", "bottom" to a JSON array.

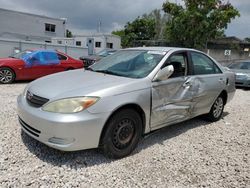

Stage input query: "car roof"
[
  {"left": 235, "top": 60, "right": 250, "bottom": 63},
  {"left": 126, "top": 46, "right": 195, "bottom": 52}
]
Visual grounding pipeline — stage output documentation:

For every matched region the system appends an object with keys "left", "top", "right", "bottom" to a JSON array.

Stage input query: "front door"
[{"left": 151, "top": 51, "right": 194, "bottom": 130}]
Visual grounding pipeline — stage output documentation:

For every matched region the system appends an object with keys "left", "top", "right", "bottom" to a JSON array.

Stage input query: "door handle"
[
  {"left": 219, "top": 78, "right": 225, "bottom": 83},
  {"left": 183, "top": 81, "right": 192, "bottom": 88}
]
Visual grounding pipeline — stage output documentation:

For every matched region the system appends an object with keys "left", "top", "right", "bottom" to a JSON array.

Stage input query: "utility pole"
[{"left": 98, "top": 20, "right": 101, "bottom": 33}]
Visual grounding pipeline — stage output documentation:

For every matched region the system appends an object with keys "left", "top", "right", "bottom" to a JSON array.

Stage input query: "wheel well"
[
  {"left": 98, "top": 104, "right": 146, "bottom": 147},
  {"left": 219, "top": 90, "right": 228, "bottom": 105},
  {"left": 0, "top": 66, "right": 16, "bottom": 79}
]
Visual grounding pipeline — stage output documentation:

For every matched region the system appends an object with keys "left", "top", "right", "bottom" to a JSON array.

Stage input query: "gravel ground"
[{"left": 0, "top": 83, "right": 249, "bottom": 187}]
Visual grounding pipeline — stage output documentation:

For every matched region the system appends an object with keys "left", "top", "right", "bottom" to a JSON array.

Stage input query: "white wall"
[
  {"left": 0, "top": 38, "right": 88, "bottom": 59},
  {"left": 74, "top": 34, "right": 121, "bottom": 53},
  {"left": 0, "top": 8, "right": 65, "bottom": 42}
]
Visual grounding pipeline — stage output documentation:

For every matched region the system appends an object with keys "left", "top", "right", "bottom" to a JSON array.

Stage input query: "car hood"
[
  {"left": 0, "top": 58, "right": 21, "bottom": 65},
  {"left": 28, "top": 69, "right": 149, "bottom": 100}
]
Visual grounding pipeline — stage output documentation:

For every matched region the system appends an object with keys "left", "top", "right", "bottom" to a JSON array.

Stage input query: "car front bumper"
[
  {"left": 17, "top": 94, "right": 110, "bottom": 151},
  {"left": 235, "top": 78, "right": 250, "bottom": 88}
]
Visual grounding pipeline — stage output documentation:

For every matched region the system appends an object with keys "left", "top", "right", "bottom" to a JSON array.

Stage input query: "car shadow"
[
  {"left": 21, "top": 112, "right": 230, "bottom": 169},
  {"left": 14, "top": 80, "right": 31, "bottom": 84}
]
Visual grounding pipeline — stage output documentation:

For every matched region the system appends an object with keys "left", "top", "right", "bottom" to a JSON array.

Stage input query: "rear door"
[
  {"left": 51, "top": 53, "right": 68, "bottom": 73},
  {"left": 188, "top": 51, "right": 226, "bottom": 116},
  {"left": 30, "top": 51, "right": 58, "bottom": 78},
  {"left": 151, "top": 51, "right": 194, "bottom": 130}
]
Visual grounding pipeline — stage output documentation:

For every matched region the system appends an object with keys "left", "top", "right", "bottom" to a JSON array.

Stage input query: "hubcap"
[
  {"left": 213, "top": 97, "right": 223, "bottom": 118},
  {"left": 0, "top": 69, "right": 13, "bottom": 83},
  {"left": 112, "top": 118, "right": 135, "bottom": 149}
]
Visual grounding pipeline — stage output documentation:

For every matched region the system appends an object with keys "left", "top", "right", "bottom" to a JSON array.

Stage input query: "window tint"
[
  {"left": 164, "top": 53, "right": 187, "bottom": 78},
  {"left": 191, "top": 52, "right": 221, "bottom": 75},
  {"left": 233, "top": 62, "right": 250, "bottom": 69},
  {"left": 91, "top": 50, "right": 165, "bottom": 78},
  {"left": 42, "top": 52, "right": 58, "bottom": 61},
  {"left": 57, "top": 53, "right": 67, "bottom": 60},
  {"left": 241, "top": 62, "right": 250, "bottom": 69}
]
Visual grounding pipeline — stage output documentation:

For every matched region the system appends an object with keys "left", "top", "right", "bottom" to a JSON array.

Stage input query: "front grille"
[
  {"left": 19, "top": 117, "right": 41, "bottom": 137},
  {"left": 26, "top": 91, "right": 49, "bottom": 107}
]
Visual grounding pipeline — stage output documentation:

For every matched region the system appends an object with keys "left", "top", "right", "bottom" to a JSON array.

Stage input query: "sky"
[{"left": 0, "top": 0, "right": 249, "bottom": 39}]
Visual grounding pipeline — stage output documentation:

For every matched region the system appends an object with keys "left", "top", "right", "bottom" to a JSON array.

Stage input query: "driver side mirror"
[{"left": 153, "top": 65, "right": 174, "bottom": 82}]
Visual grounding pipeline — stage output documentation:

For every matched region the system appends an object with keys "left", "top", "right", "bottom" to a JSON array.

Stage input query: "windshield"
[
  {"left": 229, "top": 62, "right": 250, "bottom": 70},
  {"left": 12, "top": 50, "right": 33, "bottom": 59},
  {"left": 97, "top": 49, "right": 116, "bottom": 57},
  {"left": 90, "top": 50, "right": 165, "bottom": 78}
]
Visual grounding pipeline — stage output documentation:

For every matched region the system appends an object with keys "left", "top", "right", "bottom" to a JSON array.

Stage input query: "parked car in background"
[
  {"left": 80, "top": 49, "right": 117, "bottom": 67},
  {"left": 0, "top": 49, "right": 83, "bottom": 84},
  {"left": 17, "top": 47, "right": 235, "bottom": 158},
  {"left": 227, "top": 60, "right": 250, "bottom": 88}
]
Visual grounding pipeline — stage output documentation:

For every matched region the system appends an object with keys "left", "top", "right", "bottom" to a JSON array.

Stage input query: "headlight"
[{"left": 42, "top": 97, "right": 99, "bottom": 113}]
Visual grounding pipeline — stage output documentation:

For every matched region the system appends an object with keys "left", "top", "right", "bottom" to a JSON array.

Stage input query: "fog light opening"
[{"left": 48, "top": 137, "right": 75, "bottom": 145}]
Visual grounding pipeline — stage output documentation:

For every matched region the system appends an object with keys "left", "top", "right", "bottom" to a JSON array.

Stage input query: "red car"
[{"left": 0, "top": 49, "right": 84, "bottom": 84}]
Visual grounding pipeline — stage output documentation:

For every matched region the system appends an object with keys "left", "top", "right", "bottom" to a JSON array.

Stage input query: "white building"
[
  {"left": 52, "top": 33, "right": 121, "bottom": 54},
  {"left": 0, "top": 8, "right": 66, "bottom": 42}
]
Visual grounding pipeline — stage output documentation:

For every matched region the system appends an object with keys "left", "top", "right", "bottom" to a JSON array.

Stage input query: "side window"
[
  {"left": 57, "top": 53, "right": 67, "bottom": 60},
  {"left": 164, "top": 53, "right": 188, "bottom": 78},
  {"left": 191, "top": 52, "right": 221, "bottom": 75}
]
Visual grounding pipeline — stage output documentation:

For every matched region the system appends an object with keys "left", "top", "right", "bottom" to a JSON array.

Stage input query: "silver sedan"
[
  {"left": 228, "top": 60, "right": 250, "bottom": 88},
  {"left": 17, "top": 47, "right": 236, "bottom": 158}
]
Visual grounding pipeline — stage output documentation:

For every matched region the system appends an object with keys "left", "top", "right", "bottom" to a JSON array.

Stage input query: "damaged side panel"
[
  {"left": 151, "top": 77, "right": 193, "bottom": 129},
  {"left": 150, "top": 74, "right": 224, "bottom": 130}
]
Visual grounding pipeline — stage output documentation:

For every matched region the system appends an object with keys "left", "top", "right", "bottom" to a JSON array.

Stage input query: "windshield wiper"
[{"left": 94, "top": 69, "right": 121, "bottom": 76}]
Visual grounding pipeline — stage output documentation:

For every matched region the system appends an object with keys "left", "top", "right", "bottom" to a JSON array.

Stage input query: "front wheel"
[
  {"left": 101, "top": 109, "right": 142, "bottom": 159},
  {"left": 206, "top": 95, "right": 224, "bottom": 122},
  {"left": 0, "top": 67, "right": 15, "bottom": 84}
]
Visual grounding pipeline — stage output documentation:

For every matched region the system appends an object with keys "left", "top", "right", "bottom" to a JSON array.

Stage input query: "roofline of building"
[
  {"left": 0, "top": 7, "right": 66, "bottom": 22},
  {"left": 73, "top": 33, "right": 121, "bottom": 39}
]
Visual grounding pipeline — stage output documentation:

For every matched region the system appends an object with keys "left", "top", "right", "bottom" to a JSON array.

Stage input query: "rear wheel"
[
  {"left": 0, "top": 67, "right": 15, "bottom": 84},
  {"left": 101, "top": 109, "right": 142, "bottom": 159},
  {"left": 206, "top": 95, "right": 224, "bottom": 122}
]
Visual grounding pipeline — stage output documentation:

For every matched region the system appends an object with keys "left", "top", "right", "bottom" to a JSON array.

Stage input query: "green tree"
[
  {"left": 142, "top": 9, "right": 169, "bottom": 40},
  {"left": 163, "top": 0, "right": 240, "bottom": 49},
  {"left": 112, "top": 17, "right": 156, "bottom": 47},
  {"left": 66, "top": 29, "right": 73, "bottom": 38},
  {"left": 244, "top": 37, "right": 250, "bottom": 42},
  {"left": 113, "top": 9, "right": 170, "bottom": 47}
]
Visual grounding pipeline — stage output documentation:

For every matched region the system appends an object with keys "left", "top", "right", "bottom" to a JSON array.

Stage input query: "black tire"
[
  {"left": 206, "top": 95, "right": 225, "bottom": 122},
  {"left": 0, "top": 67, "right": 15, "bottom": 84},
  {"left": 101, "top": 109, "right": 142, "bottom": 159}
]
